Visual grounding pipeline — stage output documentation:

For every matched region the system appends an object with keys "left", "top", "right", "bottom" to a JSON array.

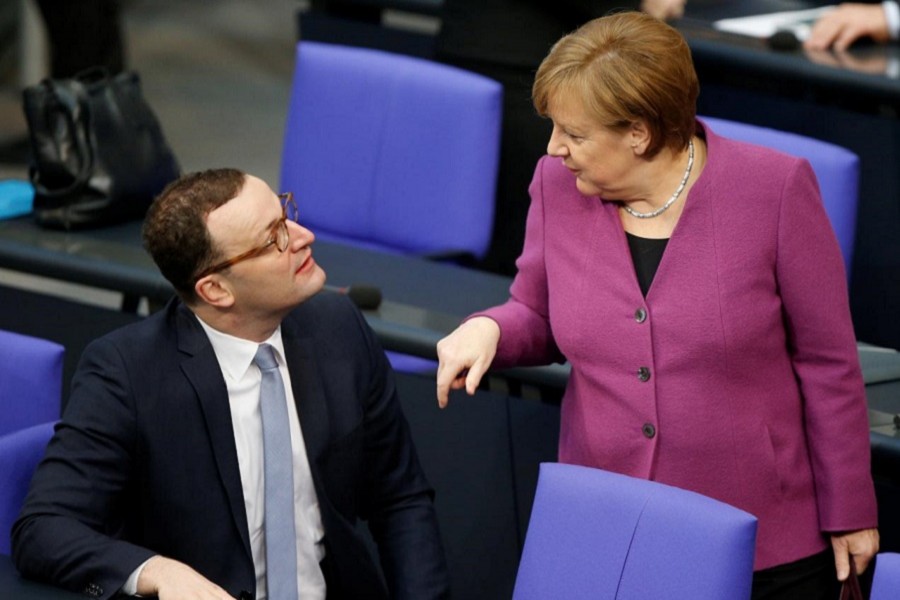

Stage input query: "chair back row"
[
  {"left": 0, "top": 421, "right": 56, "bottom": 555},
  {"left": 280, "top": 41, "right": 503, "bottom": 263},
  {"left": 0, "top": 329, "right": 63, "bottom": 437}
]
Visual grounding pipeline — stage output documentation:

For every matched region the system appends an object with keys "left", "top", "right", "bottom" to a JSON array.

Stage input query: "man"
[
  {"left": 12, "top": 169, "right": 450, "bottom": 600},
  {"left": 805, "top": 1, "right": 899, "bottom": 50}
]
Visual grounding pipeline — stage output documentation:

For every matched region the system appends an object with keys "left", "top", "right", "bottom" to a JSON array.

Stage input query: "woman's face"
[{"left": 545, "top": 93, "right": 638, "bottom": 199}]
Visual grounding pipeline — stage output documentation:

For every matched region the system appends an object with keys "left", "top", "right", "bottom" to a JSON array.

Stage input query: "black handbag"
[{"left": 22, "top": 69, "right": 180, "bottom": 230}]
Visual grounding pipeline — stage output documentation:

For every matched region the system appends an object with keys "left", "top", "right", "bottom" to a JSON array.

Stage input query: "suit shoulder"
[
  {"left": 82, "top": 299, "right": 182, "bottom": 361},
  {"left": 289, "top": 292, "right": 368, "bottom": 337}
]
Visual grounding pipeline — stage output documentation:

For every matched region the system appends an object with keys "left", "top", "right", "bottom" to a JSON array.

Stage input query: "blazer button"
[
  {"left": 642, "top": 423, "right": 656, "bottom": 438},
  {"left": 637, "top": 366, "right": 651, "bottom": 382},
  {"left": 634, "top": 307, "right": 647, "bottom": 323}
]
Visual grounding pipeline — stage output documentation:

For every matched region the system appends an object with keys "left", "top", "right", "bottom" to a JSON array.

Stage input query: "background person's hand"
[
  {"left": 641, "top": 0, "right": 687, "bottom": 20},
  {"left": 436, "top": 317, "right": 501, "bottom": 408},
  {"left": 830, "top": 527, "right": 880, "bottom": 581},
  {"left": 804, "top": 4, "right": 890, "bottom": 51},
  {"left": 138, "top": 556, "right": 235, "bottom": 599}
]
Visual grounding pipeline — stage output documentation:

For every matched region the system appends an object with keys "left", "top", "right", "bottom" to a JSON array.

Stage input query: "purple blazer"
[{"left": 479, "top": 122, "right": 877, "bottom": 570}]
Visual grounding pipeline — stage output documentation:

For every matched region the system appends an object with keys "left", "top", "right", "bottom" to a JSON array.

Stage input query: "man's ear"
[{"left": 195, "top": 275, "right": 235, "bottom": 308}]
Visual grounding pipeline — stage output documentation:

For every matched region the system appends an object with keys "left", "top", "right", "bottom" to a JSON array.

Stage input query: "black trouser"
[
  {"left": 752, "top": 549, "right": 876, "bottom": 600},
  {"left": 35, "top": 0, "right": 124, "bottom": 78}
]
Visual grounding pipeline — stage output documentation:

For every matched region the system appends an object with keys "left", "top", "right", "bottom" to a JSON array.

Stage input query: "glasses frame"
[{"left": 195, "top": 192, "right": 297, "bottom": 281}]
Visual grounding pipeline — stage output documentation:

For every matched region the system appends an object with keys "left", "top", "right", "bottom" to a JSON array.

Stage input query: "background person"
[
  {"left": 13, "top": 168, "right": 449, "bottom": 600},
  {"left": 35, "top": 0, "right": 125, "bottom": 78},
  {"left": 805, "top": 1, "right": 899, "bottom": 51},
  {"left": 436, "top": 13, "right": 878, "bottom": 599}
]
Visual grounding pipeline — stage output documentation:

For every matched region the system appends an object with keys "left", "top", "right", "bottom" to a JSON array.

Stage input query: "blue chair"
[
  {"left": 281, "top": 41, "right": 502, "bottom": 371},
  {"left": 701, "top": 116, "right": 859, "bottom": 279},
  {"left": 871, "top": 552, "right": 900, "bottom": 600},
  {"left": 513, "top": 463, "right": 758, "bottom": 600},
  {"left": 280, "top": 41, "right": 502, "bottom": 262},
  {"left": 0, "top": 421, "right": 56, "bottom": 555},
  {"left": 0, "top": 329, "right": 64, "bottom": 437}
]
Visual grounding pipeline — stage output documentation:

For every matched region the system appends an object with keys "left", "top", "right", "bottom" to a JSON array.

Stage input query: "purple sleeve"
[
  {"left": 776, "top": 159, "right": 878, "bottom": 531},
  {"left": 473, "top": 157, "right": 564, "bottom": 368}
]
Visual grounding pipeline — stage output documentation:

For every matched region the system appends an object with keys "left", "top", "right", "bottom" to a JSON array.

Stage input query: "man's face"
[{"left": 204, "top": 175, "right": 326, "bottom": 315}]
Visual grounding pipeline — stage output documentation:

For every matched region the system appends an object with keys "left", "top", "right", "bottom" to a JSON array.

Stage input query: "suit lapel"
[
  {"left": 281, "top": 319, "right": 330, "bottom": 467},
  {"left": 174, "top": 303, "right": 253, "bottom": 561}
]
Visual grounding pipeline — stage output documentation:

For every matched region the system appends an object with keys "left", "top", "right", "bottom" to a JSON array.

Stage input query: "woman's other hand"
[
  {"left": 830, "top": 527, "right": 880, "bottom": 580},
  {"left": 436, "top": 317, "right": 501, "bottom": 408}
]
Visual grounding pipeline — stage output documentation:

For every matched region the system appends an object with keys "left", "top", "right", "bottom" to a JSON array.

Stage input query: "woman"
[
  {"left": 435, "top": 12, "right": 879, "bottom": 599},
  {"left": 435, "top": 0, "right": 686, "bottom": 275}
]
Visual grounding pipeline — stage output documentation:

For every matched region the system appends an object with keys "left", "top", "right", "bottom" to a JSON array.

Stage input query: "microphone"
[
  {"left": 768, "top": 29, "right": 801, "bottom": 51},
  {"left": 324, "top": 284, "right": 383, "bottom": 310}
]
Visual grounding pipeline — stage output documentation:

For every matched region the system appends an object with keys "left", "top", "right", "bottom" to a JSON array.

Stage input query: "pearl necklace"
[{"left": 621, "top": 140, "right": 695, "bottom": 219}]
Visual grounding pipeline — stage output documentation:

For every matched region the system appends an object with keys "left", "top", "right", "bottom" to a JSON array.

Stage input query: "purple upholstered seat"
[
  {"left": 513, "top": 463, "right": 758, "bottom": 600},
  {"left": 280, "top": 41, "right": 501, "bottom": 262},
  {"left": 0, "top": 421, "right": 56, "bottom": 555},
  {"left": 0, "top": 329, "right": 64, "bottom": 437},
  {"left": 871, "top": 552, "right": 900, "bottom": 600},
  {"left": 279, "top": 41, "right": 502, "bottom": 372},
  {"left": 701, "top": 116, "right": 859, "bottom": 280}
]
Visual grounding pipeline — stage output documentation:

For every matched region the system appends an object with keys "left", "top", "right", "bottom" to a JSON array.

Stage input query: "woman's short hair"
[
  {"left": 142, "top": 168, "right": 246, "bottom": 302},
  {"left": 533, "top": 11, "right": 699, "bottom": 158}
]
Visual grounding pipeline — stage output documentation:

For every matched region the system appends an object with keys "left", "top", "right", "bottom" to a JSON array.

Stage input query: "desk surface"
[
  {"left": 0, "top": 215, "right": 513, "bottom": 348},
  {"left": 680, "top": 0, "right": 900, "bottom": 108},
  {"left": 0, "top": 217, "right": 512, "bottom": 313}
]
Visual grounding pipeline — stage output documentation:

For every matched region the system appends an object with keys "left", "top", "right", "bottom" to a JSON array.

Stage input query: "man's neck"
[{"left": 190, "top": 303, "right": 286, "bottom": 343}]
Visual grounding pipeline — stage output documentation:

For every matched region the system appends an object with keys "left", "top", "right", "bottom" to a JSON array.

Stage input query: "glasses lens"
[
  {"left": 284, "top": 194, "right": 299, "bottom": 223},
  {"left": 275, "top": 219, "right": 289, "bottom": 252}
]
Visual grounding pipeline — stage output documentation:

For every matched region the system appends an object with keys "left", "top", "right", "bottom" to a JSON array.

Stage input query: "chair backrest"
[
  {"left": 513, "top": 463, "right": 758, "bottom": 600},
  {"left": 0, "top": 421, "right": 55, "bottom": 555},
  {"left": 871, "top": 552, "right": 900, "bottom": 600},
  {"left": 0, "top": 329, "right": 64, "bottom": 437},
  {"left": 701, "top": 116, "right": 859, "bottom": 279},
  {"left": 280, "top": 41, "right": 502, "bottom": 261}
]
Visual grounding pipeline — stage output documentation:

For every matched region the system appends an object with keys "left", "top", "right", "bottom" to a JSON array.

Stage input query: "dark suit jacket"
[{"left": 12, "top": 293, "right": 449, "bottom": 600}]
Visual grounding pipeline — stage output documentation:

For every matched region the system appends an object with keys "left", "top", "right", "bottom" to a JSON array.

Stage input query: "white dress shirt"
[
  {"left": 124, "top": 319, "right": 326, "bottom": 599},
  {"left": 885, "top": 1, "right": 900, "bottom": 39}
]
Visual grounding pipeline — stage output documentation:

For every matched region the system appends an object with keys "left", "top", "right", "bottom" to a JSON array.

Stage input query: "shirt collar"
[{"left": 195, "top": 317, "right": 285, "bottom": 382}]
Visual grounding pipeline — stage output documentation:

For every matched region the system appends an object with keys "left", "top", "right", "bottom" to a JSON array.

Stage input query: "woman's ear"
[
  {"left": 195, "top": 274, "right": 235, "bottom": 308},
  {"left": 629, "top": 120, "right": 651, "bottom": 155}
]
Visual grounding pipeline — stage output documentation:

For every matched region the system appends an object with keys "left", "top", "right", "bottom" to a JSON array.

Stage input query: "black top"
[{"left": 626, "top": 232, "right": 669, "bottom": 297}]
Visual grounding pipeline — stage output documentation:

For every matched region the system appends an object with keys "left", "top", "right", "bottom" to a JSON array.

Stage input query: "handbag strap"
[
  {"left": 29, "top": 77, "right": 95, "bottom": 199},
  {"left": 839, "top": 561, "right": 863, "bottom": 600}
]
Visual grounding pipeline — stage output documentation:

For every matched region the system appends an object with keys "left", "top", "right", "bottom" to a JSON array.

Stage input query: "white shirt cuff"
[
  {"left": 884, "top": 0, "right": 900, "bottom": 40},
  {"left": 122, "top": 558, "right": 154, "bottom": 597}
]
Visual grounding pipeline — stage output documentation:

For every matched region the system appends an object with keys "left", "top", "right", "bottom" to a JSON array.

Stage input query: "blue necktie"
[{"left": 255, "top": 344, "right": 298, "bottom": 600}]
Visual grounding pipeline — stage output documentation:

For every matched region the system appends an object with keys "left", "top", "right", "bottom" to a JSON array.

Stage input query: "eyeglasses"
[{"left": 195, "top": 192, "right": 299, "bottom": 281}]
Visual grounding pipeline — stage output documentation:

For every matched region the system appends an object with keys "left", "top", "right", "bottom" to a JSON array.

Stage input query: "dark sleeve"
[
  {"left": 11, "top": 337, "right": 154, "bottom": 600},
  {"left": 350, "top": 307, "right": 451, "bottom": 600}
]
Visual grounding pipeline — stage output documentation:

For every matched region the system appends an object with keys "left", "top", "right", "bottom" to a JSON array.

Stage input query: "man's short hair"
[{"left": 142, "top": 168, "right": 246, "bottom": 302}]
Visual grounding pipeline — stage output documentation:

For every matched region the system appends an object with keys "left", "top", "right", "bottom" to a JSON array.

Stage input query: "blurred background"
[{"left": 1, "top": 0, "right": 304, "bottom": 188}]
